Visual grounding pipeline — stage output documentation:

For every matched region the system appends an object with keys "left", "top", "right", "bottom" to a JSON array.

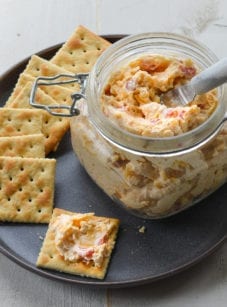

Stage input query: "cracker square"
[
  {"left": 51, "top": 25, "right": 111, "bottom": 73},
  {"left": 0, "top": 134, "right": 45, "bottom": 158},
  {"left": 0, "top": 108, "right": 43, "bottom": 137},
  {"left": 6, "top": 82, "right": 70, "bottom": 155},
  {"left": 0, "top": 156, "right": 56, "bottom": 223},
  {"left": 36, "top": 208, "right": 120, "bottom": 279}
]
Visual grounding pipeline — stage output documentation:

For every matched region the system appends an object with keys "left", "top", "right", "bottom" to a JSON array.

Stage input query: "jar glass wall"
[{"left": 70, "top": 33, "right": 227, "bottom": 219}]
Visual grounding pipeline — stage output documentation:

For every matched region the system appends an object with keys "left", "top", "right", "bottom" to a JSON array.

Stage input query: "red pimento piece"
[
  {"left": 85, "top": 249, "right": 95, "bottom": 259},
  {"left": 139, "top": 57, "right": 169, "bottom": 73},
  {"left": 165, "top": 109, "right": 179, "bottom": 118},
  {"left": 97, "top": 234, "right": 108, "bottom": 245},
  {"left": 77, "top": 246, "right": 95, "bottom": 259},
  {"left": 140, "top": 60, "right": 158, "bottom": 73},
  {"left": 180, "top": 65, "right": 196, "bottom": 78}
]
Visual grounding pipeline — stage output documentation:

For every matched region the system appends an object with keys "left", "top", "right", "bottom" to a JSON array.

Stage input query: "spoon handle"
[{"left": 191, "top": 57, "right": 227, "bottom": 94}]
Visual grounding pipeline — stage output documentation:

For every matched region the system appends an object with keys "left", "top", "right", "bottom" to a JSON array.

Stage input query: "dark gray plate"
[{"left": 0, "top": 36, "right": 226, "bottom": 288}]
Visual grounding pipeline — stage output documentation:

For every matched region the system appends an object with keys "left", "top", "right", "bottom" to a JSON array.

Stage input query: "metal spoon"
[{"left": 161, "top": 57, "right": 227, "bottom": 105}]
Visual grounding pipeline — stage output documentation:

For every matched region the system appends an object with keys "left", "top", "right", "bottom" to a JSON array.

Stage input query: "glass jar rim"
[{"left": 86, "top": 32, "right": 226, "bottom": 157}]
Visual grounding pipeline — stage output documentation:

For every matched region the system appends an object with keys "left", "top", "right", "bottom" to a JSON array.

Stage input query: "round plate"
[{"left": 0, "top": 35, "right": 226, "bottom": 288}]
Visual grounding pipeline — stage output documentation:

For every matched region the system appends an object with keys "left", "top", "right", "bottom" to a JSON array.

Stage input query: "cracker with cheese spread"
[{"left": 36, "top": 208, "right": 120, "bottom": 279}]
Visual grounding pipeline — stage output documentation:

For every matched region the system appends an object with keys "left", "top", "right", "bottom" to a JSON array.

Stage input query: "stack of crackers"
[{"left": 0, "top": 25, "right": 119, "bottom": 279}]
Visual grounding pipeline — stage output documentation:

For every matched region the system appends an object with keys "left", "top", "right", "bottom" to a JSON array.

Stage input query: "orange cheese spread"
[
  {"left": 52, "top": 213, "right": 114, "bottom": 267},
  {"left": 101, "top": 55, "right": 217, "bottom": 137}
]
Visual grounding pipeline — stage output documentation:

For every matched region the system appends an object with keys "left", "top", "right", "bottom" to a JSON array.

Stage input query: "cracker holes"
[
  {"left": 28, "top": 198, "right": 32, "bottom": 203},
  {"left": 38, "top": 209, "right": 42, "bottom": 213},
  {"left": 30, "top": 177, "right": 34, "bottom": 182},
  {"left": 19, "top": 187, "right": 23, "bottom": 192},
  {"left": 17, "top": 208, "right": 21, "bottom": 212},
  {"left": 83, "top": 49, "right": 87, "bottom": 53},
  {"left": 86, "top": 61, "right": 89, "bottom": 65},
  {"left": 20, "top": 166, "right": 24, "bottom": 171},
  {"left": 17, "top": 128, "right": 21, "bottom": 132},
  {"left": 97, "top": 46, "right": 101, "bottom": 51},
  {"left": 9, "top": 176, "right": 13, "bottom": 181},
  {"left": 7, "top": 197, "right": 11, "bottom": 201},
  {"left": 30, "top": 144, "right": 34, "bottom": 149},
  {"left": 36, "top": 67, "right": 40, "bottom": 72},
  {"left": 40, "top": 188, "right": 43, "bottom": 192},
  {"left": 7, "top": 117, "right": 12, "bottom": 122},
  {"left": 28, "top": 118, "right": 32, "bottom": 123}
]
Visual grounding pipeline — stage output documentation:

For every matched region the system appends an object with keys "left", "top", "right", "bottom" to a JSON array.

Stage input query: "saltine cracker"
[
  {"left": 51, "top": 25, "right": 111, "bottom": 73},
  {"left": 0, "top": 156, "right": 56, "bottom": 223},
  {"left": 0, "top": 108, "right": 43, "bottom": 137},
  {"left": 36, "top": 208, "right": 119, "bottom": 279}
]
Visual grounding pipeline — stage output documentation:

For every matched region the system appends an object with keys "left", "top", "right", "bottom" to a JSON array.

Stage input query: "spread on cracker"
[{"left": 36, "top": 208, "right": 119, "bottom": 279}]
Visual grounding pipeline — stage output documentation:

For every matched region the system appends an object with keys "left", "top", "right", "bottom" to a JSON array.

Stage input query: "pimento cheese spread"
[
  {"left": 52, "top": 213, "right": 115, "bottom": 267},
  {"left": 101, "top": 55, "right": 217, "bottom": 137}
]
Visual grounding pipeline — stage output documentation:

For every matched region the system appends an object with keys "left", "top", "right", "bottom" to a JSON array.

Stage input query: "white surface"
[{"left": 0, "top": 0, "right": 226, "bottom": 306}]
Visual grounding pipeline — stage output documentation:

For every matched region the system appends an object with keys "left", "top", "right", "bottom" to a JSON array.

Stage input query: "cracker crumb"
[{"left": 138, "top": 226, "right": 146, "bottom": 233}]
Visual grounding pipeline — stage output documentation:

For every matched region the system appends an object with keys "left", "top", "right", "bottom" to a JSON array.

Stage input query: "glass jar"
[{"left": 70, "top": 33, "right": 227, "bottom": 218}]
